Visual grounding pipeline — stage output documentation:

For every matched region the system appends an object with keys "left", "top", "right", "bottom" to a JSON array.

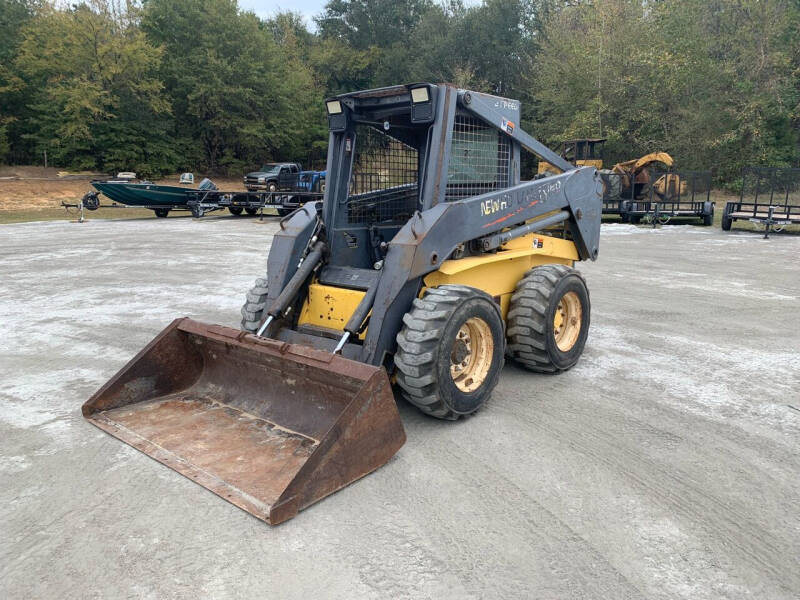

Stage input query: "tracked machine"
[{"left": 83, "top": 84, "right": 603, "bottom": 524}]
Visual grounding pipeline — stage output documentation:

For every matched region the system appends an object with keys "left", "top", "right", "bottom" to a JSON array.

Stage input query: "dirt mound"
[{"left": 0, "top": 169, "right": 245, "bottom": 212}]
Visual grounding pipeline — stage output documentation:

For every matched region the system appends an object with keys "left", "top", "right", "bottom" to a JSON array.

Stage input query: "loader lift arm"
[{"left": 360, "top": 166, "right": 601, "bottom": 365}]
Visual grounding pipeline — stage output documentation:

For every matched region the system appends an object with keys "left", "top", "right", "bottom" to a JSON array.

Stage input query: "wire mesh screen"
[
  {"left": 741, "top": 167, "right": 800, "bottom": 205},
  {"left": 346, "top": 126, "right": 419, "bottom": 224},
  {"left": 445, "top": 115, "right": 511, "bottom": 201}
]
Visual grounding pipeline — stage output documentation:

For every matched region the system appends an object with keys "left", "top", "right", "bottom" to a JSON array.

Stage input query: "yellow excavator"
[
  {"left": 538, "top": 138, "right": 674, "bottom": 200},
  {"left": 606, "top": 152, "right": 675, "bottom": 200},
  {"left": 537, "top": 138, "right": 606, "bottom": 174},
  {"left": 82, "top": 84, "right": 603, "bottom": 524}
]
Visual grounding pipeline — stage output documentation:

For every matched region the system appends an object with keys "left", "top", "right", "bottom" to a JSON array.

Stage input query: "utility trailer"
[
  {"left": 185, "top": 189, "right": 324, "bottom": 218},
  {"left": 722, "top": 167, "right": 800, "bottom": 238},
  {"left": 622, "top": 170, "right": 713, "bottom": 226},
  {"left": 187, "top": 170, "right": 326, "bottom": 217}
]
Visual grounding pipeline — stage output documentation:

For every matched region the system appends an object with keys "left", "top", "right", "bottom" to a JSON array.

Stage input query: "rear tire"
[
  {"left": 240, "top": 277, "right": 269, "bottom": 333},
  {"left": 277, "top": 207, "right": 293, "bottom": 217},
  {"left": 154, "top": 208, "right": 169, "bottom": 218},
  {"left": 81, "top": 191, "right": 100, "bottom": 211},
  {"left": 721, "top": 205, "right": 732, "bottom": 231},
  {"left": 229, "top": 206, "right": 243, "bottom": 216},
  {"left": 619, "top": 201, "right": 630, "bottom": 223},
  {"left": 395, "top": 285, "right": 505, "bottom": 420},
  {"left": 507, "top": 265, "right": 590, "bottom": 373},
  {"left": 245, "top": 207, "right": 259, "bottom": 216},
  {"left": 702, "top": 202, "right": 714, "bottom": 226}
]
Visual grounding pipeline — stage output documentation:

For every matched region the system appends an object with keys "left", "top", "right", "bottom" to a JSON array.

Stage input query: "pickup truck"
[{"left": 243, "top": 162, "right": 302, "bottom": 192}]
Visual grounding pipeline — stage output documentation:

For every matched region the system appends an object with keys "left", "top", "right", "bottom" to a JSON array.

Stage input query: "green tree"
[
  {"left": 530, "top": 0, "right": 800, "bottom": 184},
  {"left": 316, "top": 0, "right": 433, "bottom": 50},
  {"left": 142, "top": 0, "right": 318, "bottom": 173},
  {"left": 0, "top": 0, "right": 36, "bottom": 163},
  {"left": 265, "top": 11, "right": 328, "bottom": 165},
  {"left": 15, "top": 0, "right": 175, "bottom": 174}
]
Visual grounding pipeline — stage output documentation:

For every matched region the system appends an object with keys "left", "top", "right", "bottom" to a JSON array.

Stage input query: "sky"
[
  {"left": 239, "top": 0, "right": 482, "bottom": 29},
  {"left": 238, "top": 0, "right": 325, "bottom": 27}
]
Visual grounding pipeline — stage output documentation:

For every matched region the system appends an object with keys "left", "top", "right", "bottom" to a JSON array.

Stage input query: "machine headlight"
[
  {"left": 258, "top": 176, "right": 266, "bottom": 183},
  {"left": 411, "top": 87, "right": 429, "bottom": 104},
  {"left": 326, "top": 100, "right": 343, "bottom": 115}
]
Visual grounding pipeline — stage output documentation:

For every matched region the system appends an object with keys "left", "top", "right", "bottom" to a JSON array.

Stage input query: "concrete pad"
[{"left": 1, "top": 217, "right": 798, "bottom": 599}]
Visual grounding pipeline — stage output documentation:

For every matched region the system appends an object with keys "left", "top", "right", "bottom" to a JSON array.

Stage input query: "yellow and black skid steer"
[{"left": 83, "top": 84, "right": 603, "bottom": 524}]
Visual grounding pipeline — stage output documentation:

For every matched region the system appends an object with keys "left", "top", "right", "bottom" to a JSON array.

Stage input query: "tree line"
[{"left": 0, "top": 0, "right": 797, "bottom": 185}]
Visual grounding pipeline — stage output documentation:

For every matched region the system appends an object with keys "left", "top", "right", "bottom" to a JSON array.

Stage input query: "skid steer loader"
[{"left": 83, "top": 84, "right": 603, "bottom": 525}]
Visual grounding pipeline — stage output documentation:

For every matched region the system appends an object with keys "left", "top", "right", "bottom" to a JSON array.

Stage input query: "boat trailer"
[{"left": 63, "top": 189, "right": 323, "bottom": 222}]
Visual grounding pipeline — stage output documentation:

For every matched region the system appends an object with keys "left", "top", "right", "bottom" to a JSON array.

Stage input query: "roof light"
[
  {"left": 326, "top": 100, "right": 343, "bottom": 115},
  {"left": 411, "top": 87, "right": 429, "bottom": 104}
]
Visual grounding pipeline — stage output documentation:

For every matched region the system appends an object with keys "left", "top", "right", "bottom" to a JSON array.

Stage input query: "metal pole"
[
  {"left": 769, "top": 168, "right": 775, "bottom": 206},
  {"left": 739, "top": 168, "right": 746, "bottom": 214},
  {"left": 753, "top": 169, "right": 761, "bottom": 217},
  {"left": 764, "top": 205, "right": 774, "bottom": 239}
]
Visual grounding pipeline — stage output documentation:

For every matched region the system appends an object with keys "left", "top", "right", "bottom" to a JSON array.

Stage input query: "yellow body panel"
[
  {"left": 424, "top": 233, "right": 577, "bottom": 319},
  {"left": 577, "top": 159, "right": 603, "bottom": 169},
  {"left": 652, "top": 173, "right": 687, "bottom": 198},
  {"left": 297, "top": 282, "right": 367, "bottom": 335},
  {"left": 298, "top": 234, "right": 578, "bottom": 332}
]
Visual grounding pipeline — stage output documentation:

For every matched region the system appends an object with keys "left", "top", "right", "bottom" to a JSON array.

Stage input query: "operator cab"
[
  {"left": 322, "top": 84, "right": 518, "bottom": 273},
  {"left": 538, "top": 137, "right": 606, "bottom": 174}
]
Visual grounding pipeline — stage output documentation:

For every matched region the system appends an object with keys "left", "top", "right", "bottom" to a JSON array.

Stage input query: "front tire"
[
  {"left": 507, "top": 265, "right": 590, "bottom": 373},
  {"left": 154, "top": 208, "right": 169, "bottom": 218},
  {"left": 245, "top": 207, "right": 259, "bottom": 216},
  {"left": 240, "top": 278, "right": 269, "bottom": 333},
  {"left": 229, "top": 206, "right": 243, "bottom": 216},
  {"left": 395, "top": 285, "right": 505, "bottom": 420}
]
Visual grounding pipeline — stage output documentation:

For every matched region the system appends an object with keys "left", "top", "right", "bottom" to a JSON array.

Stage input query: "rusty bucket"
[{"left": 82, "top": 318, "right": 405, "bottom": 525}]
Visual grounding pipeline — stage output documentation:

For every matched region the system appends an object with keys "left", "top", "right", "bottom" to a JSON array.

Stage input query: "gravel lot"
[{"left": 1, "top": 216, "right": 798, "bottom": 599}]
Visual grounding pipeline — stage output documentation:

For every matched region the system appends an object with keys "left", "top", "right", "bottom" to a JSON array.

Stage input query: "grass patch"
[
  {"left": 0, "top": 206, "right": 164, "bottom": 224},
  {"left": 0, "top": 205, "right": 283, "bottom": 225}
]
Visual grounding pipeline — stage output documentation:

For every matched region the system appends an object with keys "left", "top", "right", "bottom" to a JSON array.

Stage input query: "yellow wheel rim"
[
  {"left": 553, "top": 291, "right": 582, "bottom": 352},
  {"left": 450, "top": 317, "right": 494, "bottom": 393}
]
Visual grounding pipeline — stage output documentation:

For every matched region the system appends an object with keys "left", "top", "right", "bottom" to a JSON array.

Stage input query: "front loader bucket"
[{"left": 82, "top": 318, "right": 405, "bottom": 525}]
